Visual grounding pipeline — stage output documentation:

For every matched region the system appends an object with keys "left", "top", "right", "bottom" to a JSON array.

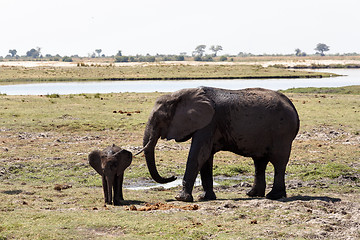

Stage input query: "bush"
[
  {"left": 202, "top": 55, "right": 214, "bottom": 62},
  {"left": 62, "top": 56, "right": 73, "bottom": 62},
  {"left": 194, "top": 56, "right": 202, "bottom": 61},
  {"left": 46, "top": 94, "right": 60, "bottom": 98},
  {"left": 175, "top": 55, "right": 185, "bottom": 61},
  {"left": 115, "top": 56, "right": 129, "bottom": 62},
  {"left": 220, "top": 56, "right": 228, "bottom": 61}
]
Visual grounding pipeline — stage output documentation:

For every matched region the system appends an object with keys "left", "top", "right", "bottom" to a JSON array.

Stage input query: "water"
[{"left": 0, "top": 69, "right": 359, "bottom": 95}]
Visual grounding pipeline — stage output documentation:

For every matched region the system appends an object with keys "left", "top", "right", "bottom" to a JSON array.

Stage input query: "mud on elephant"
[
  {"left": 139, "top": 87, "right": 299, "bottom": 202},
  {"left": 89, "top": 144, "right": 132, "bottom": 205}
]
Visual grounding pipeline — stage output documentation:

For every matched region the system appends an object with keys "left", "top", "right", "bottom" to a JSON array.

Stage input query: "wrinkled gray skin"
[
  {"left": 89, "top": 144, "right": 132, "bottom": 205},
  {"left": 142, "top": 87, "right": 299, "bottom": 202}
]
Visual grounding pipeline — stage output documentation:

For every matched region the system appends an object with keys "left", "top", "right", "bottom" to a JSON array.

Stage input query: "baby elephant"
[{"left": 88, "top": 144, "right": 132, "bottom": 205}]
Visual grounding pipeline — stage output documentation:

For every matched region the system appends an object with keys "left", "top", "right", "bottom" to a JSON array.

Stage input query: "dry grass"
[{"left": 0, "top": 87, "right": 359, "bottom": 239}]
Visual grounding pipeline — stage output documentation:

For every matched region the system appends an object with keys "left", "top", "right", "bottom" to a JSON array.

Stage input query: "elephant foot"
[
  {"left": 246, "top": 188, "right": 265, "bottom": 197},
  {"left": 266, "top": 190, "right": 286, "bottom": 200},
  {"left": 198, "top": 191, "right": 216, "bottom": 201},
  {"left": 175, "top": 191, "right": 194, "bottom": 202},
  {"left": 113, "top": 197, "right": 124, "bottom": 206}
]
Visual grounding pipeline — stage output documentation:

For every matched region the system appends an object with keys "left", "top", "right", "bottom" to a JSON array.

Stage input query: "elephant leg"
[
  {"left": 247, "top": 157, "right": 269, "bottom": 197},
  {"left": 113, "top": 173, "right": 124, "bottom": 206},
  {"left": 176, "top": 130, "right": 213, "bottom": 202},
  {"left": 198, "top": 155, "right": 216, "bottom": 201},
  {"left": 102, "top": 175, "right": 111, "bottom": 204},
  {"left": 266, "top": 147, "right": 291, "bottom": 200},
  {"left": 175, "top": 155, "right": 198, "bottom": 202}
]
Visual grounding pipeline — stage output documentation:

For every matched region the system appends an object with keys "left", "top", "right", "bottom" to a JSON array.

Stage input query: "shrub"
[
  {"left": 175, "top": 55, "right": 185, "bottom": 61},
  {"left": 220, "top": 56, "right": 228, "bottom": 61},
  {"left": 115, "top": 56, "right": 129, "bottom": 62},
  {"left": 194, "top": 56, "right": 202, "bottom": 61},
  {"left": 62, "top": 56, "right": 73, "bottom": 62},
  {"left": 46, "top": 94, "right": 60, "bottom": 98},
  {"left": 202, "top": 55, "right": 214, "bottom": 62}
]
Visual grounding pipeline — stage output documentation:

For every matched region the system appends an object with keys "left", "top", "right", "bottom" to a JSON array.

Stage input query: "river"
[{"left": 0, "top": 69, "right": 359, "bottom": 95}]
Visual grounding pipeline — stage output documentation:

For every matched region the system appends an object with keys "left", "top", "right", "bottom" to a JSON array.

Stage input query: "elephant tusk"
[{"left": 134, "top": 141, "right": 151, "bottom": 156}]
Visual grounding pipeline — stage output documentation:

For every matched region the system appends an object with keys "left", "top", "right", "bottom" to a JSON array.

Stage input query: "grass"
[
  {"left": 0, "top": 86, "right": 360, "bottom": 239},
  {"left": 0, "top": 63, "right": 333, "bottom": 84},
  {"left": 283, "top": 85, "right": 360, "bottom": 95}
]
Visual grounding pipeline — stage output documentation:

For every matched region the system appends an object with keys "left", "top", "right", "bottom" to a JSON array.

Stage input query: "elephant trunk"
[{"left": 143, "top": 127, "right": 176, "bottom": 184}]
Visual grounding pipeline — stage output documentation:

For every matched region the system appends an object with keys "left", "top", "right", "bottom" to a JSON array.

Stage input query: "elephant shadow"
[
  {"left": 117, "top": 199, "right": 146, "bottom": 206},
  {"left": 230, "top": 195, "right": 341, "bottom": 203},
  {"left": 276, "top": 195, "right": 341, "bottom": 203}
]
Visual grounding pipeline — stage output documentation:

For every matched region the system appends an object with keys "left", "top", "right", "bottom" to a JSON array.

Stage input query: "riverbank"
[{"left": 0, "top": 60, "right": 336, "bottom": 84}]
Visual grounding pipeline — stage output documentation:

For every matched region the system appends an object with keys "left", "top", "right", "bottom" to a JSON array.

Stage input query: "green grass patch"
[
  {"left": 283, "top": 85, "right": 360, "bottom": 95},
  {"left": 0, "top": 64, "right": 332, "bottom": 84}
]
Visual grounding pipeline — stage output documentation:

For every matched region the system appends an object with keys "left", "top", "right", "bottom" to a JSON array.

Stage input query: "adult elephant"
[
  {"left": 89, "top": 144, "right": 132, "bottom": 205},
  {"left": 140, "top": 87, "right": 299, "bottom": 202}
]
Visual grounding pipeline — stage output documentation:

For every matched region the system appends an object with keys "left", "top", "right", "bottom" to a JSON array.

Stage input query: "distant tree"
[
  {"left": 209, "top": 45, "right": 223, "bottom": 57},
  {"left": 9, "top": 49, "right": 17, "bottom": 57},
  {"left": 315, "top": 43, "right": 330, "bottom": 56},
  {"left": 194, "top": 45, "right": 206, "bottom": 57},
  {"left": 116, "top": 50, "right": 122, "bottom": 57},
  {"left": 95, "top": 49, "right": 102, "bottom": 57},
  {"left": 295, "top": 48, "right": 307, "bottom": 56},
  {"left": 26, "top": 48, "right": 40, "bottom": 58}
]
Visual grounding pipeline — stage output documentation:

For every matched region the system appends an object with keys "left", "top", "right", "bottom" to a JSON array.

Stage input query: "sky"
[{"left": 1, "top": 0, "right": 359, "bottom": 57}]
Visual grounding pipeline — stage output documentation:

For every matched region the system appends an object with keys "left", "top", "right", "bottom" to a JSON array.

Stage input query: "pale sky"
[{"left": 1, "top": 0, "right": 359, "bottom": 57}]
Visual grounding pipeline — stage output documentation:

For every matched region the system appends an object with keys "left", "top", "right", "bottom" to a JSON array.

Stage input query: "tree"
[
  {"left": 315, "top": 43, "right": 330, "bottom": 56},
  {"left": 194, "top": 45, "right": 206, "bottom": 57},
  {"left": 9, "top": 49, "right": 17, "bottom": 57},
  {"left": 95, "top": 49, "right": 102, "bottom": 57},
  {"left": 116, "top": 50, "right": 122, "bottom": 57},
  {"left": 295, "top": 48, "right": 307, "bottom": 57},
  {"left": 26, "top": 48, "right": 41, "bottom": 58},
  {"left": 209, "top": 45, "right": 223, "bottom": 57}
]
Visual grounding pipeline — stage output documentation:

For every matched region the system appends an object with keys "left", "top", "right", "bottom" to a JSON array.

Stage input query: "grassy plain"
[
  {"left": 0, "top": 63, "right": 332, "bottom": 84},
  {"left": 0, "top": 85, "right": 359, "bottom": 239}
]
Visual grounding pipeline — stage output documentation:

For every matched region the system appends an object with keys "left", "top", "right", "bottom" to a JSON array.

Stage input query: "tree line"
[{"left": 1, "top": 43, "right": 359, "bottom": 63}]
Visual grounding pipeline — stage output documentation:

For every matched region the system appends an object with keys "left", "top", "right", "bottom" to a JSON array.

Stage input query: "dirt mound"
[{"left": 127, "top": 202, "right": 199, "bottom": 211}]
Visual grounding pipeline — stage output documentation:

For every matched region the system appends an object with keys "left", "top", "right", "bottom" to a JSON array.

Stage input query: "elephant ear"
[
  {"left": 114, "top": 150, "right": 133, "bottom": 176},
  {"left": 167, "top": 88, "right": 215, "bottom": 141},
  {"left": 88, "top": 150, "right": 103, "bottom": 175}
]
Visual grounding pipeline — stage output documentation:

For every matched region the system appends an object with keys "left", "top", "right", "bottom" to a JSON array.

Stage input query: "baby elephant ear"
[
  {"left": 88, "top": 150, "right": 103, "bottom": 175},
  {"left": 114, "top": 150, "right": 133, "bottom": 176},
  {"left": 167, "top": 88, "right": 215, "bottom": 141}
]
